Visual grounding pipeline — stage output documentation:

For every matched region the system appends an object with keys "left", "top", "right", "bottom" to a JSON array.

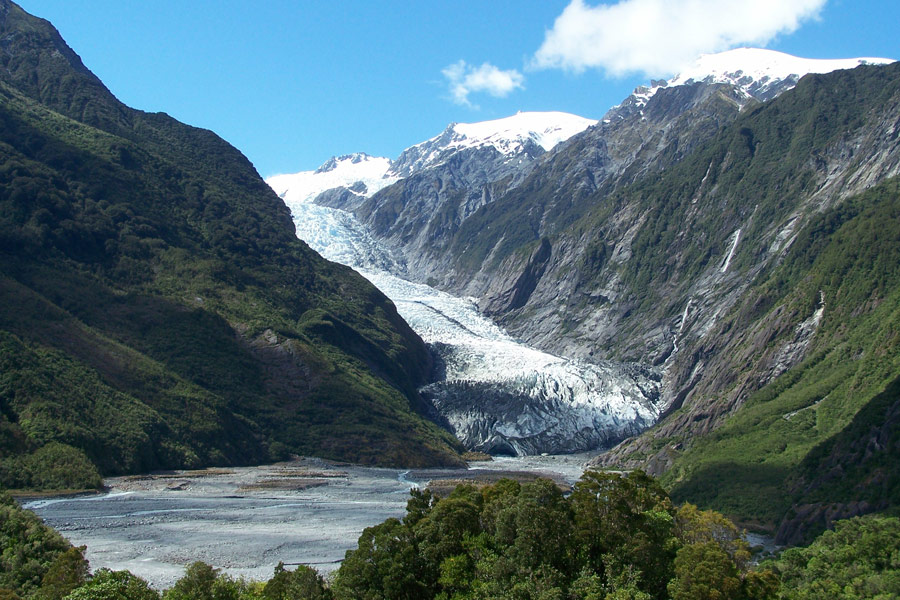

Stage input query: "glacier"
[
  {"left": 270, "top": 142, "right": 662, "bottom": 455},
  {"left": 265, "top": 51, "right": 898, "bottom": 456},
  {"left": 268, "top": 153, "right": 398, "bottom": 207}
]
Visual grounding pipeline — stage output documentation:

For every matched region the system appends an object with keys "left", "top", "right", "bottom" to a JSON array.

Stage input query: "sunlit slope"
[{"left": 0, "top": 1, "right": 462, "bottom": 489}]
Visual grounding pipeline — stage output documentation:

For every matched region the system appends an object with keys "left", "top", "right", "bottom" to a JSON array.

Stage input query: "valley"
[
  {"left": 267, "top": 53, "right": 900, "bottom": 542},
  {"left": 2, "top": 0, "right": 900, "bottom": 596},
  {"left": 270, "top": 150, "right": 663, "bottom": 455}
]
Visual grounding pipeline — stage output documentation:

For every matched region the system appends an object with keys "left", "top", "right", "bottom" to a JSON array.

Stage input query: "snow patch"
[
  {"left": 452, "top": 111, "right": 597, "bottom": 153},
  {"left": 668, "top": 48, "right": 894, "bottom": 92},
  {"left": 267, "top": 112, "right": 597, "bottom": 208},
  {"left": 625, "top": 48, "right": 895, "bottom": 110},
  {"left": 266, "top": 153, "right": 398, "bottom": 208},
  {"left": 396, "top": 111, "right": 597, "bottom": 173}
]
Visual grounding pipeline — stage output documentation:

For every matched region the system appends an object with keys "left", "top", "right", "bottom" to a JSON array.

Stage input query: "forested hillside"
[{"left": 0, "top": 0, "right": 462, "bottom": 490}]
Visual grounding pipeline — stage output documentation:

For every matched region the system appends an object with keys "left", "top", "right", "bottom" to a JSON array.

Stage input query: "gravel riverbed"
[{"left": 24, "top": 455, "right": 589, "bottom": 589}]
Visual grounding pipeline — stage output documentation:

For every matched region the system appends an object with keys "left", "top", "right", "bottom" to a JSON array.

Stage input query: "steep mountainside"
[
  {"left": 0, "top": 0, "right": 462, "bottom": 489},
  {"left": 268, "top": 112, "right": 596, "bottom": 279},
  {"left": 354, "top": 113, "right": 597, "bottom": 280},
  {"left": 349, "top": 49, "right": 891, "bottom": 291},
  {"left": 511, "top": 63, "right": 899, "bottom": 538},
  {"left": 341, "top": 50, "right": 900, "bottom": 537}
]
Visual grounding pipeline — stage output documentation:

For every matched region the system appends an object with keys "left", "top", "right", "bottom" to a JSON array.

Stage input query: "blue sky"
[{"left": 16, "top": 0, "right": 900, "bottom": 177}]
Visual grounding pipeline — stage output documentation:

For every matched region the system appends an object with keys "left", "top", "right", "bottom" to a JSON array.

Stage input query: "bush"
[{"left": 64, "top": 569, "right": 159, "bottom": 600}]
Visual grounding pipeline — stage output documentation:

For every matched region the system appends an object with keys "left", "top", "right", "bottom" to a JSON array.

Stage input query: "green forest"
[{"left": 0, "top": 0, "right": 463, "bottom": 489}]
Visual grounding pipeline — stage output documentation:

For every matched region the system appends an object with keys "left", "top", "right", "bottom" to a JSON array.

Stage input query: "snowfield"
[{"left": 267, "top": 153, "right": 398, "bottom": 207}]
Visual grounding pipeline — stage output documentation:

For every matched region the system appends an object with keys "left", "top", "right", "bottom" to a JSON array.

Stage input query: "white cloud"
[
  {"left": 442, "top": 60, "right": 525, "bottom": 107},
  {"left": 532, "top": 0, "right": 827, "bottom": 77}
]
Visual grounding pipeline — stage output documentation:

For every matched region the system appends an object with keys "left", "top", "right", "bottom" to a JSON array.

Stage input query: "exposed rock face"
[
  {"left": 354, "top": 143, "right": 540, "bottom": 280},
  {"left": 357, "top": 81, "right": 751, "bottom": 287},
  {"left": 590, "top": 65, "right": 900, "bottom": 469},
  {"left": 347, "top": 59, "right": 900, "bottom": 476},
  {"left": 482, "top": 237, "right": 553, "bottom": 314},
  {"left": 269, "top": 174, "right": 664, "bottom": 458}
]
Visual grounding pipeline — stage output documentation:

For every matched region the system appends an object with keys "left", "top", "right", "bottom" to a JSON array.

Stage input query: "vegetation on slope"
[
  {"left": 0, "top": 0, "right": 462, "bottom": 489},
  {"left": 329, "top": 471, "right": 779, "bottom": 600},
  {"left": 407, "top": 58, "right": 900, "bottom": 537},
  {"left": 766, "top": 516, "right": 900, "bottom": 599},
  {"left": 658, "top": 177, "right": 900, "bottom": 538},
  {"left": 0, "top": 491, "right": 89, "bottom": 599}
]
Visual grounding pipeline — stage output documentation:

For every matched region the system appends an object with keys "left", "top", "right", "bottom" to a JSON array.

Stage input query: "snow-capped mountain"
[
  {"left": 263, "top": 109, "right": 661, "bottom": 456},
  {"left": 266, "top": 49, "right": 899, "bottom": 459},
  {"left": 391, "top": 111, "right": 598, "bottom": 176},
  {"left": 618, "top": 47, "right": 896, "bottom": 115},
  {"left": 267, "top": 152, "right": 397, "bottom": 208},
  {"left": 265, "top": 112, "right": 596, "bottom": 211}
]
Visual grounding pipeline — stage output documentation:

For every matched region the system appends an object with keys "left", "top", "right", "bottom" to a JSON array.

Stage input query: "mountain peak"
[
  {"left": 669, "top": 48, "right": 895, "bottom": 98},
  {"left": 268, "top": 153, "right": 397, "bottom": 208},
  {"left": 449, "top": 111, "right": 598, "bottom": 153},
  {"left": 393, "top": 111, "right": 597, "bottom": 176},
  {"left": 620, "top": 48, "right": 896, "bottom": 113},
  {"left": 315, "top": 152, "right": 386, "bottom": 174}
]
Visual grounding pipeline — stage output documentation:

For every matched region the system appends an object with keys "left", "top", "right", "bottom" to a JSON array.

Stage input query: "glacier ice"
[
  {"left": 274, "top": 184, "right": 661, "bottom": 455},
  {"left": 268, "top": 121, "right": 663, "bottom": 456}
]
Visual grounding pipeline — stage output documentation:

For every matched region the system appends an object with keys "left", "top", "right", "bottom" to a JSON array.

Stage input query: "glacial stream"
[{"left": 289, "top": 194, "right": 664, "bottom": 454}]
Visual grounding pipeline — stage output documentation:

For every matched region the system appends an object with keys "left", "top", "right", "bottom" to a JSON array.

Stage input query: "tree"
[
  {"left": 0, "top": 492, "right": 84, "bottom": 599},
  {"left": 667, "top": 542, "right": 742, "bottom": 600},
  {"left": 34, "top": 547, "right": 88, "bottom": 600},
  {"left": 570, "top": 471, "right": 677, "bottom": 598},
  {"left": 162, "top": 562, "right": 256, "bottom": 600},
  {"left": 674, "top": 503, "right": 750, "bottom": 570},
  {"left": 261, "top": 563, "right": 331, "bottom": 600},
  {"left": 63, "top": 569, "right": 159, "bottom": 600},
  {"left": 332, "top": 518, "right": 424, "bottom": 600},
  {"left": 771, "top": 516, "right": 900, "bottom": 599}
]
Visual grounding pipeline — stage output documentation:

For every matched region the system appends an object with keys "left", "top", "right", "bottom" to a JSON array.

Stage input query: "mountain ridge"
[
  {"left": 321, "top": 50, "right": 900, "bottom": 538},
  {"left": 619, "top": 47, "right": 896, "bottom": 113},
  {"left": 0, "top": 0, "right": 463, "bottom": 490},
  {"left": 266, "top": 111, "right": 597, "bottom": 212}
]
